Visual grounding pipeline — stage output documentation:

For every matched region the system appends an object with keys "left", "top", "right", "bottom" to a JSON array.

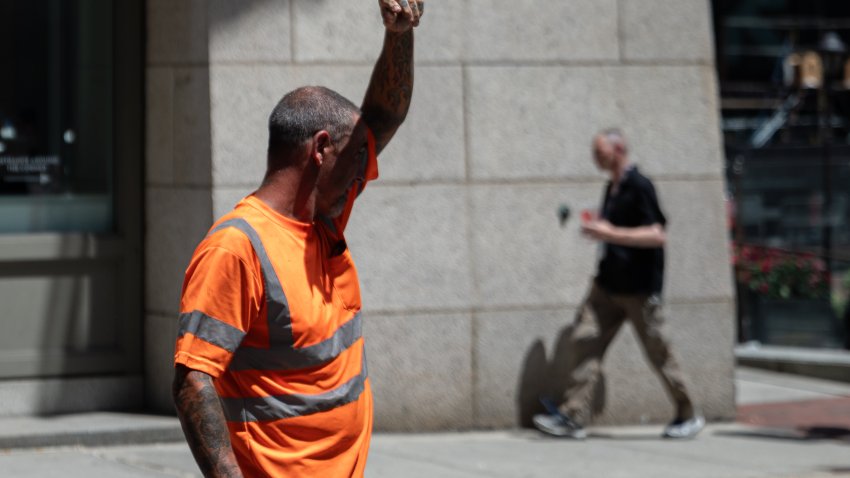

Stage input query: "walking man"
[
  {"left": 533, "top": 129, "right": 704, "bottom": 440},
  {"left": 171, "top": 1, "right": 423, "bottom": 476}
]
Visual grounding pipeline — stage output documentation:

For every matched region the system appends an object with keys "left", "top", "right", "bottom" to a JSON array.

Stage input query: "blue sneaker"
[
  {"left": 532, "top": 412, "right": 587, "bottom": 439},
  {"left": 533, "top": 397, "right": 586, "bottom": 439}
]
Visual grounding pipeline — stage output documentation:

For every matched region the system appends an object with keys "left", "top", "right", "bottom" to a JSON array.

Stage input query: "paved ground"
[
  {"left": 738, "top": 397, "right": 850, "bottom": 438},
  {"left": 0, "top": 367, "right": 848, "bottom": 477}
]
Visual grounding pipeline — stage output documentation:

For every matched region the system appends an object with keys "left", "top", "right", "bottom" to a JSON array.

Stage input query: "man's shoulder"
[
  {"left": 627, "top": 167, "right": 656, "bottom": 192},
  {"left": 197, "top": 209, "right": 264, "bottom": 260}
]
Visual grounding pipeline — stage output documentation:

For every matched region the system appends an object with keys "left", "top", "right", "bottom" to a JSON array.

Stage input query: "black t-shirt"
[{"left": 596, "top": 166, "right": 666, "bottom": 295}]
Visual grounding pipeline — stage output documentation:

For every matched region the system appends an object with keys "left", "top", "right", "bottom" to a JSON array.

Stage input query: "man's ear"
[{"left": 311, "top": 130, "right": 332, "bottom": 167}]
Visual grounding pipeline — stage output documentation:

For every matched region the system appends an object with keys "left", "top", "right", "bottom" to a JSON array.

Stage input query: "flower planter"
[{"left": 733, "top": 244, "right": 842, "bottom": 348}]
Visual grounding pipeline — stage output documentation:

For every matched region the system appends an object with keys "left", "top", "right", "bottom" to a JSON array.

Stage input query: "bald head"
[
  {"left": 593, "top": 128, "right": 629, "bottom": 172},
  {"left": 596, "top": 128, "right": 628, "bottom": 154}
]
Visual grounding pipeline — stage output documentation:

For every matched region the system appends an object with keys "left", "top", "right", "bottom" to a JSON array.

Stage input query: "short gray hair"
[
  {"left": 267, "top": 86, "right": 360, "bottom": 165},
  {"left": 599, "top": 127, "right": 628, "bottom": 154}
]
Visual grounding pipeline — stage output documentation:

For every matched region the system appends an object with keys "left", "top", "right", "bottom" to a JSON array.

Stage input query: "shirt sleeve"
[
  {"left": 636, "top": 180, "right": 667, "bottom": 227},
  {"left": 174, "top": 239, "right": 263, "bottom": 378}
]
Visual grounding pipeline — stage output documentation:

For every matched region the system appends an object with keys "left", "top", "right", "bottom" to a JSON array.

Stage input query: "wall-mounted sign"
[{"left": 0, "top": 155, "right": 63, "bottom": 194}]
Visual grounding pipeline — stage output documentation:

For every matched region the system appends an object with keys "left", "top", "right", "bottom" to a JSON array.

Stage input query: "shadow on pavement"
[
  {"left": 714, "top": 426, "right": 850, "bottom": 443},
  {"left": 584, "top": 432, "right": 662, "bottom": 441},
  {"left": 515, "top": 428, "right": 665, "bottom": 442},
  {"left": 823, "top": 467, "right": 850, "bottom": 474}
]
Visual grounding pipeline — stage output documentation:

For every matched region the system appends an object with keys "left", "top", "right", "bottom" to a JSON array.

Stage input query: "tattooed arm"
[
  {"left": 173, "top": 365, "right": 243, "bottom": 478},
  {"left": 362, "top": 0, "right": 423, "bottom": 154}
]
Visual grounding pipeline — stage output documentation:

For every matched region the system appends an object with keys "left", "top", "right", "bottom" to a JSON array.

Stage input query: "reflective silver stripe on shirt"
[
  {"left": 208, "top": 215, "right": 368, "bottom": 420},
  {"left": 220, "top": 362, "right": 368, "bottom": 422},
  {"left": 210, "top": 218, "right": 292, "bottom": 346},
  {"left": 229, "top": 312, "right": 363, "bottom": 371},
  {"left": 177, "top": 310, "right": 246, "bottom": 353}
]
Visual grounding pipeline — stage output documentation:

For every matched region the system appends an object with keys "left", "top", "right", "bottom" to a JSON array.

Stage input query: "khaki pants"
[{"left": 559, "top": 282, "right": 693, "bottom": 423}]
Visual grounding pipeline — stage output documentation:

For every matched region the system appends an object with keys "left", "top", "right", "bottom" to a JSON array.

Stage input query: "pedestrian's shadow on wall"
[{"left": 516, "top": 320, "right": 606, "bottom": 428}]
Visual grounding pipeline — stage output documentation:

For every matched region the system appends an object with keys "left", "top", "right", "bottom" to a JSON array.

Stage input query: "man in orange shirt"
[{"left": 172, "top": 2, "right": 423, "bottom": 476}]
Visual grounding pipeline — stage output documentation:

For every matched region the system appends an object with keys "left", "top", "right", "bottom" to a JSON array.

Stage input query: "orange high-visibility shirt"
[{"left": 174, "top": 132, "right": 379, "bottom": 477}]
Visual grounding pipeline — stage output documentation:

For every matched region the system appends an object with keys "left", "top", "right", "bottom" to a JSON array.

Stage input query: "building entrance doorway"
[{"left": 0, "top": 1, "right": 142, "bottom": 382}]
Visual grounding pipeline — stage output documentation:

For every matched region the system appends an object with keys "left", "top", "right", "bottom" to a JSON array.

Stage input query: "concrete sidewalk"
[{"left": 0, "top": 367, "right": 848, "bottom": 477}]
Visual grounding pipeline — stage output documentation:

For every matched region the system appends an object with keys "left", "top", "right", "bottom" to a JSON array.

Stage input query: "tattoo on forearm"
[
  {"left": 363, "top": 29, "right": 414, "bottom": 152},
  {"left": 174, "top": 368, "right": 243, "bottom": 477},
  {"left": 386, "top": 32, "right": 414, "bottom": 110}
]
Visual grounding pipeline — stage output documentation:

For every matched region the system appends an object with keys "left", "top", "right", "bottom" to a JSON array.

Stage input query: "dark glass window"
[
  {"left": 0, "top": 0, "right": 113, "bottom": 232},
  {"left": 714, "top": 0, "right": 850, "bottom": 348}
]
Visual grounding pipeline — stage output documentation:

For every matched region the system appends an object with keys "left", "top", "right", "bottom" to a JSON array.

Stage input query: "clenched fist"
[{"left": 379, "top": 0, "right": 424, "bottom": 32}]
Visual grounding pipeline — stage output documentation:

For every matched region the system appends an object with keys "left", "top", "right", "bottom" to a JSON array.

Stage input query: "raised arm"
[
  {"left": 173, "top": 365, "right": 243, "bottom": 478},
  {"left": 362, "top": 0, "right": 423, "bottom": 154}
]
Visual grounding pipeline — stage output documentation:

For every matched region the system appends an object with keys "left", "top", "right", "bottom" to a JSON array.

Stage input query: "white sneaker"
[{"left": 662, "top": 414, "right": 705, "bottom": 439}]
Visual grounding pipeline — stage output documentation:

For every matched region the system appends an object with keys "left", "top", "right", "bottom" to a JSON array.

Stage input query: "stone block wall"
[
  {"left": 145, "top": 0, "right": 736, "bottom": 428},
  {"left": 145, "top": 0, "right": 213, "bottom": 411}
]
